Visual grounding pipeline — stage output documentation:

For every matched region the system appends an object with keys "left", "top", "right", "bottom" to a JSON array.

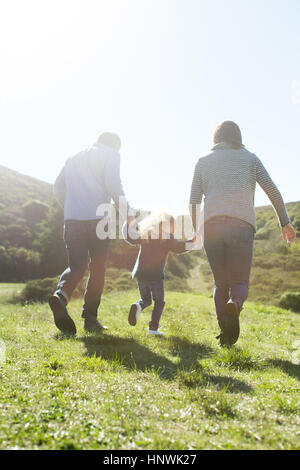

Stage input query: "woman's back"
[{"left": 190, "top": 142, "right": 289, "bottom": 230}]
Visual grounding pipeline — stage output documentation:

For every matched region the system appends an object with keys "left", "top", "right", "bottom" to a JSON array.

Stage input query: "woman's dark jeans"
[
  {"left": 137, "top": 278, "right": 165, "bottom": 331},
  {"left": 204, "top": 217, "right": 254, "bottom": 326},
  {"left": 56, "top": 220, "right": 110, "bottom": 319}
]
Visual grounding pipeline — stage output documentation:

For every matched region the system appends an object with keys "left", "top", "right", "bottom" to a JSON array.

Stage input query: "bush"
[
  {"left": 279, "top": 292, "right": 300, "bottom": 313},
  {"left": 255, "top": 227, "right": 272, "bottom": 240},
  {"left": 18, "top": 277, "right": 58, "bottom": 303},
  {"left": 22, "top": 200, "right": 49, "bottom": 224},
  {"left": 17, "top": 268, "right": 135, "bottom": 304}
]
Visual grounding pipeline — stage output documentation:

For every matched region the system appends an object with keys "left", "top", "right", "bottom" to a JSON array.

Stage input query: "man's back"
[{"left": 54, "top": 142, "right": 125, "bottom": 221}]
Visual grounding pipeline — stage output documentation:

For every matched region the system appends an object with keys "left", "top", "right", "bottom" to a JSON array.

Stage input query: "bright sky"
[{"left": 0, "top": 0, "right": 300, "bottom": 215}]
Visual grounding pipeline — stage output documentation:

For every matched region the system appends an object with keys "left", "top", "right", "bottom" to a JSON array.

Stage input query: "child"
[{"left": 122, "top": 213, "right": 191, "bottom": 336}]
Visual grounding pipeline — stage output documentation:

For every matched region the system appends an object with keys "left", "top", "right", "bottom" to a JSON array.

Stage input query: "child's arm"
[{"left": 122, "top": 222, "right": 142, "bottom": 246}]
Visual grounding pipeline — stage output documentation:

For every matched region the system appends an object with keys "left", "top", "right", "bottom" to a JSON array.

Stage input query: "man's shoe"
[
  {"left": 84, "top": 318, "right": 107, "bottom": 333},
  {"left": 128, "top": 302, "right": 142, "bottom": 326},
  {"left": 224, "top": 299, "right": 241, "bottom": 345},
  {"left": 49, "top": 293, "right": 76, "bottom": 336}
]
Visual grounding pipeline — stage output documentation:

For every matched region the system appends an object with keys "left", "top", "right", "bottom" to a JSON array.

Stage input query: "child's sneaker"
[
  {"left": 128, "top": 302, "right": 142, "bottom": 326},
  {"left": 148, "top": 329, "right": 165, "bottom": 337}
]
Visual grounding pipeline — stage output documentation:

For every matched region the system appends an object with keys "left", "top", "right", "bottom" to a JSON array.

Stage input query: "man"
[{"left": 50, "top": 132, "right": 132, "bottom": 335}]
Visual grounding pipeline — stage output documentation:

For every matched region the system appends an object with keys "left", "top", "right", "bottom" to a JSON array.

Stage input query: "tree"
[{"left": 34, "top": 199, "right": 67, "bottom": 277}]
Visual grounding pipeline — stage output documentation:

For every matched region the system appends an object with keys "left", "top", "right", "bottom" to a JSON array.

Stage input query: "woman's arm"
[
  {"left": 255, "top": 157, "right": 290, "bottom": 227},
  {"left": 255, "top": 157, "right": 296, "bottom": 242}
]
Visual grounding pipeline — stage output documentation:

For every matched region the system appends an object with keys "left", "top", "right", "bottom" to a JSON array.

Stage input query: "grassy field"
[{"left": 0, "top": 285, "right": 299, "bottom": 450}]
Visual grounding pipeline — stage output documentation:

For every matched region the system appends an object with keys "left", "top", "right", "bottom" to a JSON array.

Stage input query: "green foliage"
[
  {"left": 255, "top": 227, "right": 272, "bottom": 240},
  {"left": 279, "top": 292, "right": 300, "bottom": 313},
  {"left": 17, "top": 268, "right": 136, "bottom": 304},
  {"left": 0, "top": 166, "right": 52, "bottom": 281},
  {"left": 18, "top": 277, "right": 58, "bottom": 303},
  {"left": 0, "top": 224, "right": 33, "bottom": 249},
  {"left": 22, "top": 200, "right": 49, "bottom": 224},
  {"left": 34, "top": 200, "right": 67, "bottom": 278},
  {"left": 0, "top": 246, "right": 41, "bottom": 282}
]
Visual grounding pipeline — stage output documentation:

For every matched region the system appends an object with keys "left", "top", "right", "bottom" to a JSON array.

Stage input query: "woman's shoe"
[{"left": 224, "top": 299, "right": 241, "bottom": 345}]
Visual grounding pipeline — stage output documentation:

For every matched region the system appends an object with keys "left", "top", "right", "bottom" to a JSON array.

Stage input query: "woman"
[{"left": 189, "top": 121, "right": 296, "bottom": 346}]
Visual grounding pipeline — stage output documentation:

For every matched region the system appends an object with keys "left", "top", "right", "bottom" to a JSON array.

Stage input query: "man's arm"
[
  {"left": 53, "top": 167, "right": 66, "bottom": 208},
  {"left": 121, "top": 222, "right": 142, "bottom": 246},
  {"left": 189, "top": 160, "right": 203, "bottom": 232},
  {"left": 104, "top": 153, "right": 130, "bottom": 221}
]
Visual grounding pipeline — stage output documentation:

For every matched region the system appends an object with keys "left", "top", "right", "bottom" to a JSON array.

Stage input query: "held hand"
[
  {"left": 127, "top": 216, "right": 136, "bottom": 227},
  {"left": 282, "top": 223, "right": 296, "bottom": 244}
]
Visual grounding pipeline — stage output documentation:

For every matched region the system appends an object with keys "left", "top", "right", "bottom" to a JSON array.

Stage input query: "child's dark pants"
[{"left": 137, "top": 278, "right": 165, "bottom": 331}]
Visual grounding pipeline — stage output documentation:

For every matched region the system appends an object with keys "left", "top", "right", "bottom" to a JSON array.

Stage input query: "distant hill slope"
[
  {"left": 0, "top": 164, "right": 299, "bottom": 304},
  {"left": 0, "top": 166, "right": 55, "bottom": 281},
  {"left": 0, "top": 165, "right": 52, "bottom": 208},
  {"left": 0, "top": 165, "right": 52, "bottom": 228}
]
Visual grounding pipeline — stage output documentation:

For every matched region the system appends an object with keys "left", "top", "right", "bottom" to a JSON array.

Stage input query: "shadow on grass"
[
  {"left": 168, "top": 336, "right": 253, "bottom": 393},
  {"left": 266, "top": 358, "right": 300, "bottom": 381},
  {"left": 78, "top": 334, "right": 176, "bottom": 380},
  {"left": 77, "top": 333, "right": 253, "bottom": 393},
  {"left": 200, "top": 373, "right": 253, "bottom": 393},
  {"left": 168, "top": 336, "right": 213, "bottom": 362}
]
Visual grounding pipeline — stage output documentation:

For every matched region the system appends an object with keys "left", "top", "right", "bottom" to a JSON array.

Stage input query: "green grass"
[
  {"left": 0, "top": 285, "right": 299, "bottom": 450},
  {"left": 0, "top": 283, "right": 24, "bottom": 303}
]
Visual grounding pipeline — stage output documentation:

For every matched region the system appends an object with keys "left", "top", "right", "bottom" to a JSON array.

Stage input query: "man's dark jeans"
[
  {"left": 56, "top": 220, "right": 110, "bottom": 319},
  {"left": 204, "top": 216, "right": 254, "bottom": 326},
  {"left": 137, "top": 278, "right": 165, "bottom": 331}
]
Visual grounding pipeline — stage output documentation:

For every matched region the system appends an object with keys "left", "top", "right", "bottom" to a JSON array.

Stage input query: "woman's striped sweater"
[{"left": 189, "top": 143, "right": 290, "bottom": 231}]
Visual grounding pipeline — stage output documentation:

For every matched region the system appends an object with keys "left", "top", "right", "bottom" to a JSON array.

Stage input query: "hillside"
[
  {"left": 0, "top": 166, "right": 58, "bottom": 281},
  {"left": 0, "top": 165, "right": 52, "bottom": 246},
  {"left": 0, "top": 164, "right": 299, "bottom": 306},
  {"left": 0, "top": 165, "right": 52, "bottom": 208}
]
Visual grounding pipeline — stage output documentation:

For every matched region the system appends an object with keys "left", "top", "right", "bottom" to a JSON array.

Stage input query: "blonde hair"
[{"left": 138, "top": 212, "right": 175, "bottom": 239}]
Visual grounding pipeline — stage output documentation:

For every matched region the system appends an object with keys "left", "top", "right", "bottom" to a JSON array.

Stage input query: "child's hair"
[{"left": 138, "top": 212, "right": 175, "bottom": 239}]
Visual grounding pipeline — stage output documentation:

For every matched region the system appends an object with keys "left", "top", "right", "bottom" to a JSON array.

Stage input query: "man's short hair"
[{"left": 97, "top": 132, "right": 121, "bottom": 151}]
